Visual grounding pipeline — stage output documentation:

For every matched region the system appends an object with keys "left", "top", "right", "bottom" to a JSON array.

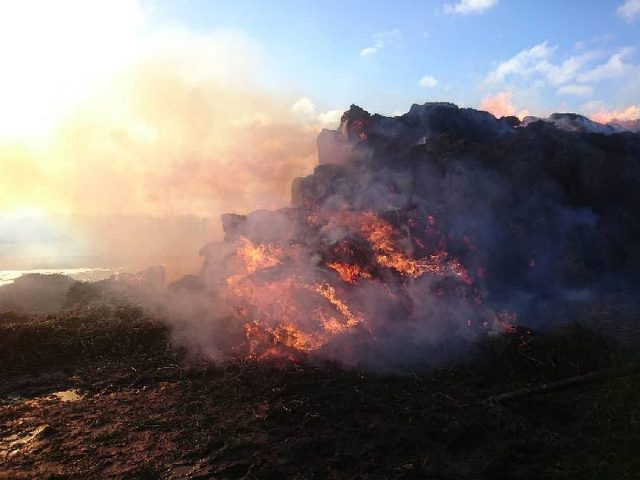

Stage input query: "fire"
[
  {"left": 236, "top": 237, "right": 283, "bottom": 274},
  {"left": 361, "top": 212, "right": 448, "bottom": 278},
  {"left": 236, "top": 281, "right": 365, "bottom": 359},
  {"left": 244, "top": 322, "right": 315, "bottom": 361},
  {"left": 225, "top": 206, "right": 495, "bottom": 362},
  {"left": 316, "top": 209, "right": 475, "bottom": 283},
  {"left": 311, "top": 282, "right": 363, "bottom": 329},
  {"left": 327, "top": 262, "right": 371, "bottom": 284}
]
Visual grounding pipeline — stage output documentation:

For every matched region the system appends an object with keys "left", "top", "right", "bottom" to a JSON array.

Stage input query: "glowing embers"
[
  {"left": 360, "top": 211, "right": 475, "bottom": 282},
  {"left": 235, "top": 237, "right": 283, "bottom": 274},
  {"left": 242, "top": 284, "right": 365, "bottom": 360},
  {"left": 236, "top": 281, "right": 366, "bottom": 359},
  {"left": 312, "top": 282, "right": 363, "bottom": 329},
  {"left": 244, "top": 321, "right": 320, "bottom": 360},
  {"left": 231, "top": 277, "right": 366, "bottom": 352},
  {"left": 228, "top": 235, "right": 367, "bottom": 356},
  {"left": 315, "top": 209, "right": 475, "bottom": 284},
  {"left": 360, "top": 211, "right": 443, "bottom": 278},
  {"left": 325, "top": 236, "right": 375, "bottom": 285},
  {"left": 326, "top": 262, "right": 372, "bottom": 284},
  {"left": 227, "top": 208, "right": 484, "bottom": 360}
]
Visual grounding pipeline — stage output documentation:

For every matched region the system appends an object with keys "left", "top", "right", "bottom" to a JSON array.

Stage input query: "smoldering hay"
[{"left": 159, "top": 102, "right": 640, "bottom": 369}]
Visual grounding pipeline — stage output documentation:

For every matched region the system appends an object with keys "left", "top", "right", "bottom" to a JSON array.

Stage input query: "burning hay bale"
[{"left": 196, "top": 103, "right": 640, "bottom": 369}]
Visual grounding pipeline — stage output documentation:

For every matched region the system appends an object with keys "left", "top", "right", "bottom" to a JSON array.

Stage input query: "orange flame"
[
  {"left": 236, "top": 236, "right": 283, "bottom": 273},
  {"left": 226, "top": 207, "right": 491, "bottom": 361},
  {"left": 311, "top": 282, "right": 363, "bottom": 329},
  {"left": 327, "top": 262, "right": 372, "bottom": 284}
]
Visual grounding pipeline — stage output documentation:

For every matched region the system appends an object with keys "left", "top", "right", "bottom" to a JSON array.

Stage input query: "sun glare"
[
  {"left": 0, "top": 0, "right": 144, "bottom": 142},
  {"left": 0, "top": 207, "right": 48, "bottom": 221}
]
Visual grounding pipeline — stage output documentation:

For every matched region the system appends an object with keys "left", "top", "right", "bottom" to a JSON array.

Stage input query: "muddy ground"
[{"left": 1, "top": 305, "right": 639, "bottom": 479}]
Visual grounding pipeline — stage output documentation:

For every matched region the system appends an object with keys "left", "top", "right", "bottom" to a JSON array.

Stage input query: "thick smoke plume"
[
  {"left": 165, "top": 102, "right": 640, "bottom": 370},
  {"left": 0, "top": 28, "right": 334, "bottom": 277}
]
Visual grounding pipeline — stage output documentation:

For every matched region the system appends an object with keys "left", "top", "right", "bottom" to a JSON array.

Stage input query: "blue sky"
[{"left": 144, "top": 0, "right": 640, "bottom": 119}]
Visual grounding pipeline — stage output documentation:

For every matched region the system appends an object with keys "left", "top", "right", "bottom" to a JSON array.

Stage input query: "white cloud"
[
  {"left": 479, "top": 39, "right": 640, "bottom": 120},
  {"left": 444, "top": 0, "right": 498, "bottom": 15},
  {"left": 484, "top": 43, "right": 635, "bottom": 91},
  {"left": 484, "top": 42, "right": 554, "bottom": 85},
  {"left": 576, "top": 48, "right": 634, "bottom": 82},
  {"left": 545, "top": 55, "right": 593, "bottom": 85},
  {"left": 480, "top": 42, "right": 640, "bottom": 117},
  {"left": 290, "top": 97, "right": 316, "bottom": 120},
  {"left": 617, "top": 0, "right": 640, "bottom": 23},
  {"left": 359, "top": 29, "right": 401, "bottom": 57},
  {"left": 359, "top": 47, "right": 378, "bottom": 57},
  {"left": 291, "top": 97, "right": 344, "bottom": 127},
  {"left": 418, "top": 75, "right": 439, "bottom": 88},
  {"left": 317, "top": 109, "right": 344, "bottom": 127},
  {"left": 484, "top": 44, "right": 594, "bottom": 87},
  {"left": 557, "top": 84, "right": 594, "bottom": 97}
]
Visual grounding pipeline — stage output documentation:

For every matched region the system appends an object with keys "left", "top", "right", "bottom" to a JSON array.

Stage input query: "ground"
[{"left": 1, "top": 305, "right": 639, "bottom": 479}]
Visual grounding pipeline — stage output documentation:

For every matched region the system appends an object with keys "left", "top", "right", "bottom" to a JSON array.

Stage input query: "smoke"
[
  {"left": 179, "top": 103, "right": 640, "bottom": 370},
  {"left": 3, "top": 2, "right": 637, "bottom": 370},
  {"left": 589, "top": 104, "right": 640, "bottom": 123},
  {"left": 50, "top": 55, "right": 320, "bottom": 218},
  {"left": 5, "top": 101, "right": 640, "bottom": 371},
  {"left": 0, "top": 23, "right": 340, "bottom": 277},
  {"left": 480, "top": 91, "right": 529, "bottom": 119}
]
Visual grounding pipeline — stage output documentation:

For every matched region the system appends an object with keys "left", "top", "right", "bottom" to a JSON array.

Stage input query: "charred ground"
[{"left": 1, "top": 302, "right": 639, "bottom": 480}]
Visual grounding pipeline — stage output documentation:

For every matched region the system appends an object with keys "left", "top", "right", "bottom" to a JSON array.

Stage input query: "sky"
[
  {"left": 1, "top": 0, "right": 639, "bottom": 139},
  {"left": 148, "top": 0, "right": 640, "bottom": 118},
  {"left": 0, "top": 0, "right": 639, "bottom": 273}
]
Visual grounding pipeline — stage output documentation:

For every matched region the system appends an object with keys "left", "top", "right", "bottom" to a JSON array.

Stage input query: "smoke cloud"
[
  {"left": 181, "top": 102, "right": 640, "bottom": 370},
  {"left": 589, "top": 104, "right": 640, "bottom": 123},
  {"left": 480, "top": 91, "right": 529, "bottom": 119},
  {"left": 0, "top": 23, "right": 340, "bottom": 277}
]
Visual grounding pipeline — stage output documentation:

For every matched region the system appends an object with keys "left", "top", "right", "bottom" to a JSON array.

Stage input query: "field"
[{"left": 1, "top": 304, "right": 639, "bottom": 479}]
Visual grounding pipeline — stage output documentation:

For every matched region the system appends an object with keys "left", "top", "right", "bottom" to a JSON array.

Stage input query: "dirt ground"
[{"left": 1, "top": 308, "right": 639, "bottom": 479}]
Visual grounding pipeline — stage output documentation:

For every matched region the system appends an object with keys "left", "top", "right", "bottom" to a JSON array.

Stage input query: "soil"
[{"left": 1, "top": 308, "right": 639, "bottom": 480}]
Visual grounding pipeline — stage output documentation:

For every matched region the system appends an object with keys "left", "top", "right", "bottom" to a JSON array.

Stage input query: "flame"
[
  {"left": 237, "top": 281, "right": 365, "bottom": 359},
  {"left": 225, "top": 207, "right": 497, "bottom": 361},
  {"left": 236, "top": 236, "right": 283, "bottom": 273},
  {"left": 312, "top": 282, "right": 363, "bottom": 329},
  {"left": 361, "top": 212, "right": 444, "bottom": 277},
  {"left": 244, "top": 321, "right": 313, "bottom": 361},
  {"left": 327, "top": 262, "right": 372, "bottom": 284},
  {"left": 317, "top": 210, "right": 475, "bottom": 282}
]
